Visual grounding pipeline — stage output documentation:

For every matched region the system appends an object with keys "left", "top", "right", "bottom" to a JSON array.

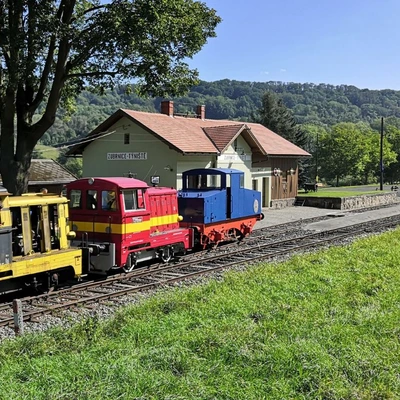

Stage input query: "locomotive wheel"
[
  {"left": 123, "top": 253, "right": 137, "bottom": 273},
  {"left": 236, "top": 229, "right": 245, "bottom": 241},
  {"left": 227, "top": 228, "right": 244, "bottom": 241},
  {"left": 47, "top": 272, "right": 60, "bottom": 293},
  {"left": 160, "top": 247, "right": 173, "bottom": 263},
  {"left": 201, "top": 235, "right": 210, "bottom": 249}
]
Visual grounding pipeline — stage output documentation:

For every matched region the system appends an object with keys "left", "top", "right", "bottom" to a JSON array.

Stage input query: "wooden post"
[{"left": 13, "top": 299, "right": 24, "bottom": 335}]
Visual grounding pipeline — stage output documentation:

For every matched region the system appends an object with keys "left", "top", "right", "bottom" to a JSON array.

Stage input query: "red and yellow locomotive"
[{"left": 67, "top": 177, "right": 194, "bottom": 273}]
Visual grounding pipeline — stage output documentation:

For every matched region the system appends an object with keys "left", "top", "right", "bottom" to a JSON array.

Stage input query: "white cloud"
[
  {"left": 261, "top": 71, "right": 269, "bottom": 75},
  {"left": 280, "top": 68, "right": 287, "bottom": 73}
]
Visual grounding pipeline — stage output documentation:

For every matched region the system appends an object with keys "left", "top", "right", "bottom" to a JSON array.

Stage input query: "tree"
[
  {"left": 318, "top": 123, "right": 365, "bottom": 186},
  {"left": 255, "top": 91, "right": 309, "bottom": 185},
  {"left": 256, "top": 92, "right": 308, "bottom": 148},
  {"left": 354, "top": 123, "right": 396, "bottom": 184},
  {"left": 0, "top": 0, "right": 221, "bottom": 194},
  {"left": 317, "top": 122, "right": 396, "bottom": 186}
]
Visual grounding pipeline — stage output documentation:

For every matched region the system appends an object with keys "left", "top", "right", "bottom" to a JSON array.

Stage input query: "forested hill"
[{"left": 40, "top": 80, "right": 400, "bottom": 146}]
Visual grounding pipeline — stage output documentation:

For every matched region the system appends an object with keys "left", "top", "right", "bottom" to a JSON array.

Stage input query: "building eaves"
[{"left": 65, "top": 131, "right": 115, "bottom": 156}]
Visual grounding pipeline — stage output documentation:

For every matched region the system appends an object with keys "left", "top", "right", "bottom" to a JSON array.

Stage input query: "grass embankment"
[
  {"left": 1, "top": 231, "right": 400, "bottom": 399},
  {"left": 34, "top": 144, "right": 60, "bottom": 160}
]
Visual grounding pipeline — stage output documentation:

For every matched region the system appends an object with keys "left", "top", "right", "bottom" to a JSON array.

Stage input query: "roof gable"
[{"left": 203, "top": 124, "right": 245, "bottom": 153}]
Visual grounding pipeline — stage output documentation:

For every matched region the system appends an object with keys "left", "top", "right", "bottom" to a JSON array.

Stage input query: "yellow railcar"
[{"left": 0, "top": 186, "right": 85, "bottom": 294}]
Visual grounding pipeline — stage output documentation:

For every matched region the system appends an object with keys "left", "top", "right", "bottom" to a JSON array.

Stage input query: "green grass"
[
  {"left": 34, "top": 144, "right": 60, "bottom": 160},
  {"left": 297, "top": 190, "right": 386, "bottom": 197},
  {"left": 1, "top": 230, "right": 400, "bottom": 399}
]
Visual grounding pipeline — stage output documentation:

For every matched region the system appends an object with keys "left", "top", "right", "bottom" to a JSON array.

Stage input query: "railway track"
[
  {"left": 1, "top": 213, "right": 400, "bottom": 328},
  {"left": 186, "top": 202, "right": 400, "bottom": 257}
]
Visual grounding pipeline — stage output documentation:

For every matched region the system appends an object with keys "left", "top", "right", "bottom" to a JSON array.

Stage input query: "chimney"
[
  {"left": 196, "top": 105, "right": 206, "bottom": 120},
  {"left": 161, "top": 100, "right": 174, "bottom": 117}
]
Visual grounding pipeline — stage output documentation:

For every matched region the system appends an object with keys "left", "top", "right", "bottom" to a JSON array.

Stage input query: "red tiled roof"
[
  {"left": 245, "top": 123, "right": 310, "bottom": 157},
  {"left": 67, "top": 109, "right": 310, "bottom": 157},
  {"left": 122, "top": 110, "right": 218, "bottom": 153}
]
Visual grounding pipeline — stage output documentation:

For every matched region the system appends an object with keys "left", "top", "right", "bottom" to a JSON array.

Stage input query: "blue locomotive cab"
[{"left": 178, "top": 168, "right": 262, "bottom": 224}]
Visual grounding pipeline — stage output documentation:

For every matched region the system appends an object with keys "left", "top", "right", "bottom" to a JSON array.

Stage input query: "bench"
[{"left": 304, "top": 183, "right": 318, "bottom": 193}]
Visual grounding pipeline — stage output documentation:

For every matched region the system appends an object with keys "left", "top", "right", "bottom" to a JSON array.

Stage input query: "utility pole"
[
  {"left": 380, "top": 117, "right": 384, "bottom": 191},
  {"left": 315, "top": 131, "right": 319, "bottom": 183}
]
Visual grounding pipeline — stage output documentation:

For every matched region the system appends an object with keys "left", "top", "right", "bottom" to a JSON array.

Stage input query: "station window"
[
  {"left": 86, "top": 190, "right": 98, "bottom": 210},
  {"left": 69, "top": 190, "right": 82, "bottom": 209},
  {"left": 102, "top": 190, "right": 117, "bottom": 211},
  {"left": 124, "top": 133, "right": 130, "bottom": 144},
  {"left": 123, "top": 189, "right": 145, "bottom": 211}
]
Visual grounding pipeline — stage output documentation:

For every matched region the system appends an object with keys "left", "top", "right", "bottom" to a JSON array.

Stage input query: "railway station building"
[{"left": 67, "top": 101, "right": 310, "bottom": 208}]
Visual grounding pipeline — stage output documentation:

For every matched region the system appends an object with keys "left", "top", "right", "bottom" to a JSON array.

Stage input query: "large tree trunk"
[
  {"left": 0, "top": 83, "right": 40, "bottom": 195},
  {"left": 0, "top": 126, "right": 37, "bottom": 195}
]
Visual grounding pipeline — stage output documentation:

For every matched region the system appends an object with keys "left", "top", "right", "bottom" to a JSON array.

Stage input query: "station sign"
[
  {"left": 107, "top": 152, "right": 147, "bottom": 161},
  {"left": 218, "top": 153, "right": 251, "bottom": 161}
]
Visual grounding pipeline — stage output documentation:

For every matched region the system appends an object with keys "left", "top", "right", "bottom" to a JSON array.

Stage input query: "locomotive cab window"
[
  {"left": 186, "top": 175, "right": 202, "bottom": 189},
  {"left": 102, "top": 190, "right": 117, "bottom": 211},
  {"left": 208, "top": 174, "right": 221, "bottom": 189},
  {"left": 86, "top": 190, "right": 98, "bottom": 210},
  {"left": 69, "top": 190, "right": 82, "bottom": 209},
  {"left": 123, "top": 189, "right": 146, "bottom": 211},
  {"left": 186, "top": 175, "right": 221, "bottom": 189}
]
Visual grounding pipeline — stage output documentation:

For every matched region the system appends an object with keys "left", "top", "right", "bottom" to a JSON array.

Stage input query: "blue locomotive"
[{"left": 178, "top": 168, "right": 263, "bottom": 246}]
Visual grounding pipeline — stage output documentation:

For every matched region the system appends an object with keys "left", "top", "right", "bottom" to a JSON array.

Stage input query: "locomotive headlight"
[
  {"left": 177, "top": 215, "right": 183, "bottom": 222},
  {"left": 67, "top": 231, "right": 76, "bottom": 240}
]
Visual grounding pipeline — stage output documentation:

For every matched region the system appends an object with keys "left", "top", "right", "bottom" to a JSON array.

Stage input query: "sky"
[{"left": 188, "top": 0, "right": 400, "bottom": 90}]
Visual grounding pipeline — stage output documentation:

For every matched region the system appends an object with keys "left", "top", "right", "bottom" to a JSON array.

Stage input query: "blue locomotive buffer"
[{"left": 178, "top": 168, "right": 262, "bottom": 224}]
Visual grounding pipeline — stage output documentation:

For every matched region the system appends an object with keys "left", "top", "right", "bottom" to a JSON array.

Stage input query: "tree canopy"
[
  {"left": 255, "top": 91, "right": 309, "bottom": 185},
  {"left": 0, "top": 0, "right": 221, "bottom": 194},
  {"left": 316, "top": 122, "right": 396, "bottom": 186}
]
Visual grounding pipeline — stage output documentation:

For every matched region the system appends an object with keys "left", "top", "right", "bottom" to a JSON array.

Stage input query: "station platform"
[{"left": 256, "top": 203, "right": 400, "bottom": 232}]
